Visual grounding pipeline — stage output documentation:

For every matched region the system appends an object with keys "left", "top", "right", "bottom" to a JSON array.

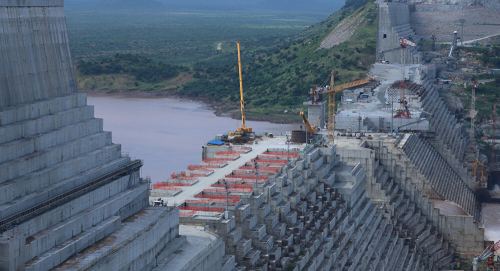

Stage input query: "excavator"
[
  {"left": 472, "top": 240, "right": 500, "bottom": 271},
  {"left": 224, "top": 42, "right": 255, "bottom": 143},
  {"left": 300, "top": 111, "right": 319, "bottom": 134}
]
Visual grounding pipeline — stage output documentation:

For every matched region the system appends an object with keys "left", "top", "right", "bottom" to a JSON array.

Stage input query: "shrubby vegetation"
[
  {"left": 77, "top": 54, "right": 188, "bottom": 83},
  {"left": 65, "top": 9, "right": 327, "bottom": 65},
  {"left": 71, "top": 0, "right": 376, "bottom": 115},
  {"left": 178, "top": 0, "right": 375, "bottom": 108}
]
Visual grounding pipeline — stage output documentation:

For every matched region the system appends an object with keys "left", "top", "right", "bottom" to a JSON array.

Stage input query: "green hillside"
[
  {"left": 178, "top": 0, "right": 376, "bottom": 118},
  {"left": 75, "top": 0, "right": 377, "bottom": 122}
]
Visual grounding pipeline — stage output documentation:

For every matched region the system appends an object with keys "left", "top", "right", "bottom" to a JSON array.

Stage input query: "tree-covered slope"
[{"left": 179, "top": 0, "right": 376, "bottom": 114}]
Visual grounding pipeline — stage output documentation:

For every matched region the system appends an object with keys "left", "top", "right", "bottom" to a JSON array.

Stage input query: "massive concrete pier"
[{"left": 0, "top": 1, "right": 188, "bottom": 270}]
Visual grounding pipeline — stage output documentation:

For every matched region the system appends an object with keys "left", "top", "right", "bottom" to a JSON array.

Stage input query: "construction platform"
[{"left": 149, "top": 136, "right": 305, "bottom": 210}]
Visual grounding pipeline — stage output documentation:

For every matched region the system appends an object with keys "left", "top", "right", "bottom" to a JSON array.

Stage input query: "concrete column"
[{"left": 304, "top": 100, "right": 327, "bottom": 130}]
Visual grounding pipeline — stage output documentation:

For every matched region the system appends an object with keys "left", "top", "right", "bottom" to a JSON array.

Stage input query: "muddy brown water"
[{"left": 87, "top": 94, "right": 299, "bottom": 183}]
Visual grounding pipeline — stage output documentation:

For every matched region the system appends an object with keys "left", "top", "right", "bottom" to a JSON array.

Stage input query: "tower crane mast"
[
  {"left": 492, "top": 103, "right": 497, "bottom": 171},
  {"left": 393, "top": 38, "right": 416, "bottom": 119}
]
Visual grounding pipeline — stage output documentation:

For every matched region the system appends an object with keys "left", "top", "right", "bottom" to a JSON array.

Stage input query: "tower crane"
[
  {"left": 472, "top": 240, "right": 500, "bottom": 271},
  {"left": 394, "top": 38, "right": 416, "bottom": 119},
  {"left": 307, "top": 70, "right": 376, "bottom": 143},
  {"left": 492, "top": 103, "right": 497, "bottom": 171}
]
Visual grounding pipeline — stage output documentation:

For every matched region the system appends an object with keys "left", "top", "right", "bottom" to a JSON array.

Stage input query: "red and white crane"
[
  {"left": 394, "top": 38, "right": 416, "bottom": 119},
  {"left": 473, "top": 240, "right": 500, "bottom": 271}
]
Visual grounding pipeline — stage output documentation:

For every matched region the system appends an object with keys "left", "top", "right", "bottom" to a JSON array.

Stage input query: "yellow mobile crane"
[
  {"left": 226, "top": 42, "right": 254, "bottom": 142},
  {"left": 300, "top": 111, "right": 319, "bottom": 134},
  {"left": 236, "top": 41, "right": 252, "bottom": 134}
]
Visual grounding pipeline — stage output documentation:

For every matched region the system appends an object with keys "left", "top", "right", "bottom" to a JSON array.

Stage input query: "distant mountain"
[
  {"left": 158, "top": 0, "right": 345, "bottom": 12},
  {"left": 65, "top": 0, "right": 98, "bottom": 7},
  {"left": 66, "top": 0, "right": 344, "bottom": 13},
  {"left": 96, "top": 0, "right": 166, "bottom": 10},
  {"left": 256, "top": 0, "right": 345, "bottom": 12}
]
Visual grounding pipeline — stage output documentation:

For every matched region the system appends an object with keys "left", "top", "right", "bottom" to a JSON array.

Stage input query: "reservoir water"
[{"left": 87, "top": 94, "right": 299, "bottom": 183}]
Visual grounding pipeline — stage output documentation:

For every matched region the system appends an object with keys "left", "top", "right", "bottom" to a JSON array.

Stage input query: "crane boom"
[
  {"left": 236, "top": 42, "right": 252, "bottom": 133},
  {"left": 401, "top": 38, "right": 416, "bottom": 47},
  {"left": 473, "top": 240, "right": 500, "bottom": 270},
  {"left": 326, "top": 72, "right": 375, "bottom": 143},
  {"left": 237, "top": 42, "right": 247, "bottom": 131},
  {"left": 300, "top": 111, "right": 318, "bottom": 134}
]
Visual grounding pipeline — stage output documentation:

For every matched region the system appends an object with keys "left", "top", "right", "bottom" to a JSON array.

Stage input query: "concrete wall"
[
  {"left": 409, "top": 0, "right": 500, "bottom": 8},
  {"left": 377, "top": 2, "right": 421, "bottom": 64},
  {"left": 335, "top": 114, "right": 430, "bottom": 132},
  {"left": 305, "top": 100, "right": 326, "bottom": 130},
  {"left": 181, "top": 239, "right": 225, "bottom": 271},
  {"left": 377, "top": 3, "right": 408, "bottom": 63},
  {"left": 0, "top": 2, "right": 188, "bottom": 271},
  {"left": 0, "top": 0, "right": 77, "bottom": 109},
  {"left": 366, "top": 140, "right": 485, "bottom": 257},
  {"left": 87, "top": 208, "right": 181, "bottom": 271}
]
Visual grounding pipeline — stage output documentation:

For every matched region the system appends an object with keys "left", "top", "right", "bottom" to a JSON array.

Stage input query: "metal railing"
[
  {"left": 302, "top": 135, "right": 324, "bottom": 154},
  {"left": 0, "top": 160, "right": 143, "bottom": 232}
]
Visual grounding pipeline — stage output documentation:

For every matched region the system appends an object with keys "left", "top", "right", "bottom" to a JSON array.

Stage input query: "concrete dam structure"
[
  {"left": 0, "top": 0, "right": 497, "bottom": 270},
  {"left": 0, "top": 1, "right": 188, "bottom": 270}
]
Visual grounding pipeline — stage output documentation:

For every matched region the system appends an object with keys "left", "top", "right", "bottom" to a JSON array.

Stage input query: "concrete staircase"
[
  {"left": 227, "top": 141, "right": 458, "bottom": 270},
  {"left": 366, "top": 140, "right": 484, "bottom": 257},
  {"left": 418, "top": 78, "right": 473, "bottom": 187},
  {"left": 0, "top": 92, "right": 169, "bottom": 271},
  {"left": 369, "top": 157, "right": 454, "bottom": 270},
  {"left": 401, "top": 134, "right": 479, "bottom": 218}
]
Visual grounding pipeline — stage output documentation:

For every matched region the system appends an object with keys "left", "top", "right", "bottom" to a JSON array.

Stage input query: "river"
[{"left": 87, "top": 94, "right": 299, "bottom": 183}]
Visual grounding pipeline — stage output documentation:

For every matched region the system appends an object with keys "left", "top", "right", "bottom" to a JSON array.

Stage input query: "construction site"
[{"left": 1, "top": 0, "right": 500, "bottom": 270}]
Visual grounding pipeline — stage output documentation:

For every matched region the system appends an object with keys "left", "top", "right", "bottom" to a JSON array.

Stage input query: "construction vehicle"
[
  {"left": 153, "top": 198, "right": 165, "bottom": 206},
  {"left": 223, "top": 42, "right": 255, "bottom": 143},
  {"left": 236, "top": 42, "right": 252, "bottom": 136},
  {"left": 300, "top": 111, "right": 319, "bottom": 134},
  {"left": 474, "top": 161, "right": 485, "bottom": 184},
  {"left": 472, "top": 240, "right": 500, "bottom": 271}
]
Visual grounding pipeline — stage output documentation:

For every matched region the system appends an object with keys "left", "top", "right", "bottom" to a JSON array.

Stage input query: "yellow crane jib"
[
  {"left": 300, "top": 111, "right": 318, "bottom": 134},
  {"left": 236, "top": 42, "right": 252, "bottom": 133},
  {"left": 324, "top": 71, "right": 376, "bottom": 143}
]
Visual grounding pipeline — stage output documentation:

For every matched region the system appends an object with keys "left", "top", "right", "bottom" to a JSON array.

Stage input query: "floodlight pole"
[
  {"left": 286, "top": 134, "right": 291, "bottom": 167},
  {"left": 223, "top": 178, "right": 229, "bottom": 219},
  {"left": 254, "top": 161, "right": 259, "bottom": 193}
]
